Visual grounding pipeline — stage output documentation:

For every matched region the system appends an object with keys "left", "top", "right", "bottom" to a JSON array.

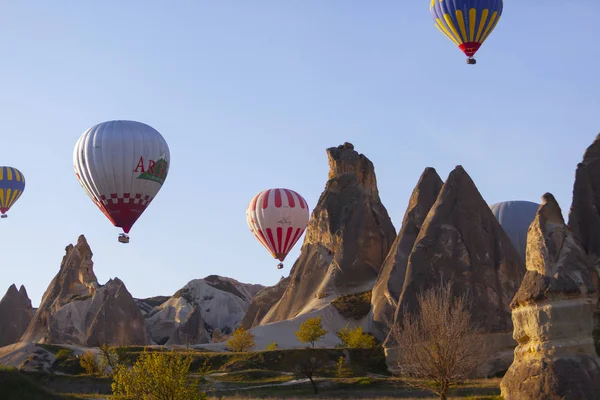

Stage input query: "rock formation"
[
  {"left": 261, "top": 142, "right": 396, "bottom": 324},
  {"left": 19, "top": 235, "right": 151, "bottom": 346},
  {"left": 0, "top": 284, "right": 34, "bottom": 347},
  {"left": 211, "top": 328, "right": 230, "bottom": 343},
  {"left": 240, "top": 277, "right": 290, "bottom": 329},
  {"left": 83, "top": 278, "right": 151, "bottom": 346},
  {"left": 567, "top": 133, "right": 600, "bottom": 355},
  {"left": 134, "top": 296, "right": 170, "bottom": 316},
  {"left": 384, "top": 166, "right": 525, "bottom": 376},
  {"left": 146, "top": 275, "right": 262, "bottom": 344},
  {"left": 166, "top": 305, "right": 209, "bottom": 345},
  {"left": 568, "top": 133, "right": 600, "bottom": 265},
  {"left": 501, "top": 193, "right": 600, "bottom": 399},
  {"left": 370, "top": 167, "right": 443, "bottom": 340}
]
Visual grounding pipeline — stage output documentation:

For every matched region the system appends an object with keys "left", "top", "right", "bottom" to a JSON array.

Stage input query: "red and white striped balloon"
[{"left": 246, "top": 188, "right": 310, "bottom": 262}]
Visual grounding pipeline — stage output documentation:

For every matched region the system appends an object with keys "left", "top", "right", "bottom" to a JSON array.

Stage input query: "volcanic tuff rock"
[
  {"left": 370, "top": 167, "right": 443, "bottom": 340},
  {"left": 19, "top": 235, "right": 151, "bottom": 346},
  {"left": 384, "top": 166, "right": 525, "bottom": 376},
  {"left": 567, "top": 133, "right": 600, "bottom": 355},
  {"left": 568, "top": 133, "right": 600, "bottom": 265},
  {"left": 146, "top": 275, "right": 263, "bottom": 345},
  {"left": 500, "top": 194, "right": 600, "bottom": 399},
  {"left": 0, "top": 284, "right": 34, "bottom": 347},
  {"left": 261, "top": 142, "right": 396, "bottom": 324},
  {"left": 240, "top": 277, "right": 290, "bottom": 329},
  {"left": 134, "top": 296, "right": 170, "bottom": 316},
  {"left": 166, "top": 305, "right": 209, "bottom": 345}
]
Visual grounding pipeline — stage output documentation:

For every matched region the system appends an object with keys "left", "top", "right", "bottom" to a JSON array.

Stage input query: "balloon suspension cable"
[
  {"left": 467, "top": 57, "right": 477, "bottom": 65},
  {"left": 277, "top": 262, "right": 284, "bottom": 270},
  {"left": 118, "top": 233, "right": 130, "bottom": 244}
]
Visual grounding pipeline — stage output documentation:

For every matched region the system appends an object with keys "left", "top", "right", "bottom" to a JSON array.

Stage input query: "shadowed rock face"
[
  {"left": 501, "top": 194, "right": 600, "bottom": 399},
  {"left": 383, "top": 166, "right": 525, "bottom": 377},
  {"left": 166, "top": 305, "right": 209, "bottom": 346},
  {"left": 261, "top": 143, "right": 396, "bottom": 324},
  {"left": 389, "top": 166, "right": 525, "bottom": 336},
  {"left": 20, "top": 235, "right": 151, "bottom": 346},
  {"left": 0, "top": 284, "right": 33, "bottom": 347},
  {"left": 240, "top": 277, "right": 290, "bottom": 329},
  {"left": 569, "top": 133, "right": 600, "bottom": 265},
  {"left": 370, "top": 167, "right": 443, "bottom": 340},
  {"left": 567, "top": 133, "right": 600, "bottom": 355}
]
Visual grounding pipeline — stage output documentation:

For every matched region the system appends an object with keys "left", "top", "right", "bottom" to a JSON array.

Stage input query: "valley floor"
[{"left": 7, "top": 370, "right": 502, "bottom": 400}]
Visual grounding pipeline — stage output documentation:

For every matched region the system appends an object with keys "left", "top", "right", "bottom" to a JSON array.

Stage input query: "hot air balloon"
[
  {"left": 246, "top": 188, "right": 310, "bottom": 269},
  {"left": 73, "top": 120, "right": 170, "bottom": 243},
  {"left": 430, "top": 0, "right": 503, "bottom": 64},
  {"left": 0, "top": 166, "right": 25, "bottom": 218},
  {"left": 490, "top": 200, "right": 539, "bottom": 261}
]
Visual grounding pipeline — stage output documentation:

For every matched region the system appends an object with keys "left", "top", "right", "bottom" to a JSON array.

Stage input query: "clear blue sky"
[{"left": 1, "top": 1, "right": 599, "bottom": 307}]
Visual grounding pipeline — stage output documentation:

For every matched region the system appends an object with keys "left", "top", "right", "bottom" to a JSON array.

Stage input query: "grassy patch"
[
  {"left": 0, "top": 368, "right": 81, "bottom": 399},
  {"left": 332, "top": 290, "right": 372, "bottom": 320},
  {"left": 112, "top": 347, "right": 389, "bottom": 378},
  {"left": 38, "top": 344, "right": 68, "bottom": 354},
  {"left": 210, "top": 369, "right": 293, "bottom": 384}
]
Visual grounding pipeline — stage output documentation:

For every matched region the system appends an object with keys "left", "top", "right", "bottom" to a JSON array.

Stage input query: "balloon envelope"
[
  {"left": 0, "top": 166, "right": 25, "bottom": 216},
  {"left": 490, "top": 200, "right": 538, "bottom": 260},
  {"left": 430, "top": 0, "right": 503, "bottom": 59},
  {"left": 246, "top": 188, "right": 310, "bottom": 262},
  {"left": 73, "top": 120, "right": 170, "bottom": 234}
]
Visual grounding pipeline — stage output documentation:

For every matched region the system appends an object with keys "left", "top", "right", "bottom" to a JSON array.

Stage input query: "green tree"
[
  {"left": 337, "top": 325, "right": 376, "bottom": 348},
  {"left": 265, "top": 342, "right": 279, "bottom": 351},
  {"left": 226, "top": 327, "right": 256, "bottom": 352},
  {"left": 111, "top": 350, "right": 205, "bottom": 400},
  {"left": 98, "top": 344, "right": 121, "bottom": 376},
  {"left": 79, "top": 351, "right": 101, "bottom": 376},
  {"left": 295, "top": 316, "right": 328, "bottom": 348}
]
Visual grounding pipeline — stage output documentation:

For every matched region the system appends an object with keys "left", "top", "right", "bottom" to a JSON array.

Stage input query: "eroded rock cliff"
[
  {"left": 0, "top": 284, "right": 33, "bottom": 347},
  {"left": 384, "top": 166, "right": 525, "bottom": 376},
  {"left": 261, "top": 142, "right": 396, "bottom": 324},
  {"left": 371, "top": 167, "right": 443, "bottom": 340},
  {"left": 19, "top": 235, "right": 151, "bottom": 346},
  {"left": 501, "top": 193, "right": 600, "bottom": 399}
]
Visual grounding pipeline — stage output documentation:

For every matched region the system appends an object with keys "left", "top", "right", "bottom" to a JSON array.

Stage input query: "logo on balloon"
[
  {"left": 278, "top": 217, "right": 292, "bottom": 226},
  {"left": 133, "top": 153, "right": 169, "bottom": 186}
]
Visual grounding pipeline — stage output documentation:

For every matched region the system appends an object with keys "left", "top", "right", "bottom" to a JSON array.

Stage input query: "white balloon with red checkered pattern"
[
  {"left": 246, "top": 188, "right": 310, "bottom": 262},
  {"left": 73, "top": 120, "right": 170, "bottom": 234}
]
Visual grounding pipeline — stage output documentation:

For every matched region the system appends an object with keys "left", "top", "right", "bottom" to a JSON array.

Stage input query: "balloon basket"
[
  {"left": 118, "top": 234, "right": 130, "bottom": 244},
  {"left": 0, "top": 215, "right": 7, "bottom": 219},
  {"left": 466, "top": 58, "right": 476, "bottom": 65},
  {"left": 277, "top": 263, "right": 284, "bottom": 270}
]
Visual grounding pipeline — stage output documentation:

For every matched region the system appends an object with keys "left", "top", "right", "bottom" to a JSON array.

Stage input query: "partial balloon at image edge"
[
  {"left": 0, "top": 166, "right": 26, "bottom": 219},
  {"left": 430, "top": 0, "right": 503, "bottom": 65}
]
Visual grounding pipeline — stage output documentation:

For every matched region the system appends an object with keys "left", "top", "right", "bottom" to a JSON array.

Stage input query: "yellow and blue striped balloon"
[
  {"left": 430, "top": 0, "right": 503, "bottom": 63},
  {"left": 0, "top": 166, "right": 26, "bottom": 218}
]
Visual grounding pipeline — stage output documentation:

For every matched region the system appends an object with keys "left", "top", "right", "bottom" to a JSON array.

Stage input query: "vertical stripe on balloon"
[
  {"left": 282, "top": 226, "right": 293, "bottom": 253},
  {"left": 276, "top": 227, "right": 283, "bottom": 253},
  {"left": 262, "top": 189, "right": 271, "bottom": 209},
  {"left": 283, "top": 189, "right": 295, "bottom": 207}
]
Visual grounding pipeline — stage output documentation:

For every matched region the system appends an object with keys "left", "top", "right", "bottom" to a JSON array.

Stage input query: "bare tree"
[
  {"left": 388, "top": 282, "right": 485, "bottom": 400},
  {"left": 294, "top": 349, "right": 326, "bottom": 394}
]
